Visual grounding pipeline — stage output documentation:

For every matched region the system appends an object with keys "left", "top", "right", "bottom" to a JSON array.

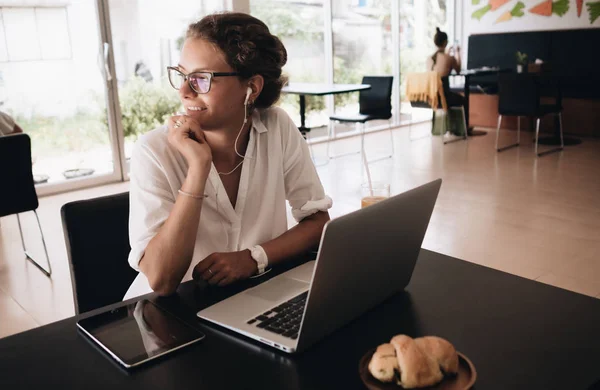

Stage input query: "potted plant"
[{"left": 515, "top": 51, "right": 528, "bottom": 73}]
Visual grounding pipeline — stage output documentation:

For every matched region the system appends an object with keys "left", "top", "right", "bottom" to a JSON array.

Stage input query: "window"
[
  {"left": 399, "top": 0, "right": 448, "bottom": 96},
  {"left": 332, "top": 0, "right": 392, "bottom": 123},
  {"left": 251, "top": 0, "right": 326, "bottom": 128},
  {"left": 0, "top": 7, "right": 72, "bottom": 62},
  {"left": 108, "top": 0, "right": 226, "bottom": 168}
]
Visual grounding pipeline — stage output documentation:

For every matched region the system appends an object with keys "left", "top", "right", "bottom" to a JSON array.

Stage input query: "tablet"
[{"left": 77, "top": 300, "right": 205, "bottom": 368}]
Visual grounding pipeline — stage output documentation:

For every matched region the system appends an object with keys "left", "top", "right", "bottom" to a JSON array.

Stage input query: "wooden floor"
[{"left": 1, "top": 122, "right": 599, "bottom": 339}]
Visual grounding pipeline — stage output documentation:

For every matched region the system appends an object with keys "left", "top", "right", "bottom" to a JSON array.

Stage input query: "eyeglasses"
[{"left": 167, "top": 66, "right": 239, "bottom": 94}]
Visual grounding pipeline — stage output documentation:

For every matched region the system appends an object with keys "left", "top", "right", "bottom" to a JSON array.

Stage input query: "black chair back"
[
  {"left": 0, "top": 134, "right": 38, "bottom": 217},
  {"left": 359, "top": 76, "right": 393, "bottom": 119},
  {"left": 498, "top": 73, "right": 539, "bottom": 116},
  {"left": 61, "top": 192, "right": 137, "bottom": 314}
]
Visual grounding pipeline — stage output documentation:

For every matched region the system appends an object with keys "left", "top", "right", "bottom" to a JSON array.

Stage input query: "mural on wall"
[{"left": 471, "top": 0, "right": 600, "bottom": 25}]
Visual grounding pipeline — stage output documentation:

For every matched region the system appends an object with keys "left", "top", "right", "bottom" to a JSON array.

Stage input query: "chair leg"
[
  {"left": 326, "top": 121, "right": 334, "bottom": 159},
  {"left": 360, "top": 123, "right": 373, "bottom": 183},
  {"left": 328, "top": 121, "right": 361, "bottom": 160},
  {"left": 496, "top": 115, "right": 520, "bottom": 152},
  {"left": 388, "top": 120, "right": 394, "bottom": 157},
  {"left": 360, "top": 123, "right": 366, "bottom": 172},
  {"left": 306, "top": 129, "right": 328, "bottom": 167},
  {"left": 16, "top": 211, "right": 52, "bottom": 277},
  {"left": 536, "top": 114, "right": 564, "bottom": 157},
  {"left": 366, "top": 120, "right": 394, "bottom": 164},
  {"left": 495, "top": 115, "right": 502, "bottom": 150},
  {"left": 535, "top": 118, "right": 541, "bottom": 156},
  {"left": 442, "top": 110, "right": 449, "bottom": 144},
  {"left": 461, "top": 106, "right": 468, "bottom": 140},
  {"left": 517, "top": 116, "right": 521, "bottom": 145},
  {"left": 559, "top": 112, "right": 564, "bottom": 149},
  {"left": 409, "top": 110, "right": 431, "bottom": 141}
]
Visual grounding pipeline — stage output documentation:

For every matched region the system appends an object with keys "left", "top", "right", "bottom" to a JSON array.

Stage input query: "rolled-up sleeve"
[
  {"left": 281, "top": 114, "right": 332, "bottom": 222},
  {"left": 127, "top": 139, "right": 175, "bottom": 271}
]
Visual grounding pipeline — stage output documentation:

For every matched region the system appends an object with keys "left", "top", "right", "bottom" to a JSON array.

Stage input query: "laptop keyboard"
[{"left": 246, "top": 291, "right": 308, "bottom": 340}]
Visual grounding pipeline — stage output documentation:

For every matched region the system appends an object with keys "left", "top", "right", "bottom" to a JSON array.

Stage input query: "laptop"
[{"left": 197, "top": 179, "right": 442, "bottom": 353}]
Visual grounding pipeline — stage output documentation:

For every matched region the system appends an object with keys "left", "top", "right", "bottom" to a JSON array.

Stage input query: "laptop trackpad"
[{"left": 245, "top": 277, "right": 308, "bottom": 302}]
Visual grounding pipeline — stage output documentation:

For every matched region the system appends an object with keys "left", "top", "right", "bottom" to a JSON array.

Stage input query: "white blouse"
[{"left": 124, "top": 107, "right": 332, "bottom": 299}]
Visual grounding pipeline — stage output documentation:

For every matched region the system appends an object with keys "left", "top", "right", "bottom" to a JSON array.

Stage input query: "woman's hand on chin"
[{"left": 167, "top": 114, "right": 212, "bottom": 173}]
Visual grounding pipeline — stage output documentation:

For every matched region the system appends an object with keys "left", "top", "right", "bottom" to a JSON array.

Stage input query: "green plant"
[
  {"left": 115, "top": 77, "right": 181, "bottom": 141},
  {"left": 252, "top": 3, "right": 324, "bottom": 41},
  {"left": 515, "top": 51, "right": 528, "bottom": 66},
  {"left": 14, "top": 109, "right": 109, "bottom": 159}
]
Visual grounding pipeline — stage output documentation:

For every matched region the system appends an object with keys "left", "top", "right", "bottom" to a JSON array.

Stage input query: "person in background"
[
  {"left": 0, "top": 110, "right": 24, "bottom": 136},
  {"left": 426, "top": 28, "right": 461, "bottom": 81},
  {"left": 426, "top": 27, "right": 472, "bottom": 134},
  {"left": 134, "top": 61, "right": 154, "bottom": 83},
  {"left": 124, "top": 12, "right": 332, "bottom": 299}
]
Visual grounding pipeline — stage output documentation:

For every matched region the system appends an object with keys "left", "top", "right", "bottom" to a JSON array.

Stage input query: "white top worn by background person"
[{"left": 124, "top": 107, "right": 332, "bottom": 299}]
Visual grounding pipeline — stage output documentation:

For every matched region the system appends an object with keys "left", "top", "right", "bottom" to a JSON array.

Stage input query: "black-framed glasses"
[{"left": 167, "top": 66, "right": 239, "bottom": 94}]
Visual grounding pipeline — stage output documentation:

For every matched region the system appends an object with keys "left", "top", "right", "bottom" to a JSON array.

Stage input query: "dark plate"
[{"left": 359, "top": 348, "right": 476, "bottom": 390}]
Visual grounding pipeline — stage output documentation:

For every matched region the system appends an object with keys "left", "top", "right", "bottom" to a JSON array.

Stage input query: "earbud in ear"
[{"left": 244, "top": 87, "right": 252, "bottom": 105}]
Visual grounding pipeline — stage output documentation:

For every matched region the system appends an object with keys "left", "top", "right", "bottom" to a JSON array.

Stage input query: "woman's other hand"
[{"left": 192, "top": 250, "right": 258, "bottom": 287}]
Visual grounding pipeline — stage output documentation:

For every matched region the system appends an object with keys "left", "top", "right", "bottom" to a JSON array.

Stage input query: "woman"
[
  {"left": 124, "top": 13, "right": 332, "bottom": 299},
  {"left": 426, "top": 27, "right": 464, "bottom": 108}
]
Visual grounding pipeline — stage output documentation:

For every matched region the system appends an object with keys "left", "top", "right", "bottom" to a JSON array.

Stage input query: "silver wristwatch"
[{"left": 249, "top": 245, "right": 268, "bottom": 275}]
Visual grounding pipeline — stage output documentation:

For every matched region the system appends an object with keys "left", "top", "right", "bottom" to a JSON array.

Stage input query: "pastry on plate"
[
  {"left": 367, "top": 343, "right": 399, "bottom": 382},
  {"left": 368, "top": 334, "right": 459, "bottom": 389}
]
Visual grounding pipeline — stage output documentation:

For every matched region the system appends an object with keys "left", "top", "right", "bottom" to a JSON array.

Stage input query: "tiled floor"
[{"left": 1, "top": 122, "right": 599, "bottom": 339}]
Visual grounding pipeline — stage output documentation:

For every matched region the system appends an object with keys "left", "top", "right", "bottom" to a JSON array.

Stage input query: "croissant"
[
  {"left": 367, "top": 343, "right": 399, "bottom": 382},
  {"left": 368, "top": 335, "right": 459, "bottom": 389},
  {"left": 414, "top": 336, "right": 459, "bottom": 376}
]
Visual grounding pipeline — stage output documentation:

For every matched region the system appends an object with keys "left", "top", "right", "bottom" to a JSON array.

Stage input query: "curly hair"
[{"left": 186, "top": 12, "right": 288, "bottom": 110}]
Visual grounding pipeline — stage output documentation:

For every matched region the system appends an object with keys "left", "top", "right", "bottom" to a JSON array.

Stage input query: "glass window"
[
  {"left": 332, "top": 0, "right": 393, "bottom": 132},
  {"left": 399, "top": 0, "right": 447, "bottom": 97},
  {"left": 0, "top": 7, "right": 72, "bottom": 62},
  {"left": 107, "top": 0, "right": 226, "bottom": 172},
  {"left": 2, "top": 8, "right": 41, "bottom": 61},
  {"left": 0, "top": 15, "right": 7, "bottom": 62},
  {"left": 0, "top": 2, "right": 119, "bottom": 187},
  {"left": 37, "top": 8, "right": 72, "bottom": 60},
  {"left": 251, "top": 0, "right": 326, "bottom": 129}
]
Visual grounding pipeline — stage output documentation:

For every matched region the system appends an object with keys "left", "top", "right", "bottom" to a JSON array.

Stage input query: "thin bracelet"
[{"left": 178, "top": 189, "right": 208, "bottom": 199}]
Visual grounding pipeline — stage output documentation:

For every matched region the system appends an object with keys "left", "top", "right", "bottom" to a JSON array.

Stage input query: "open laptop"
[{"left": 198, "top": 179, "right": 442, "bottom": 353}]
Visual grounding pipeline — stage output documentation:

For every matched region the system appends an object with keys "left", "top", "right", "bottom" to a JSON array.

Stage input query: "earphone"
[
  {"left": 244, "top": 87, "right": 252, "bottom": 106},
  {"left": 232, "top": 86, "right": 253, "bottom": 160}
]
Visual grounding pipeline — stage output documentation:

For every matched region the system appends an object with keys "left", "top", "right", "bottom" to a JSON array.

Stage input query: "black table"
[
  {"left": 282, "top": 82, "right": 371, "bottom": 134},
  {"left": 455, "top": 68, "right": 508, "bottom": 136},
  {"left": 454, "top": 68, "right": 580, "bottom": 145},
  {"left": 2, "top": 249, "right": 600, "bottom": 390}
]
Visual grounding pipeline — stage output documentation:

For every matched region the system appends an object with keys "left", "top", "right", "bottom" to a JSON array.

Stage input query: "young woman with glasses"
[{"left": 124, "top": 13, "right": 332, "bottom": 299}]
